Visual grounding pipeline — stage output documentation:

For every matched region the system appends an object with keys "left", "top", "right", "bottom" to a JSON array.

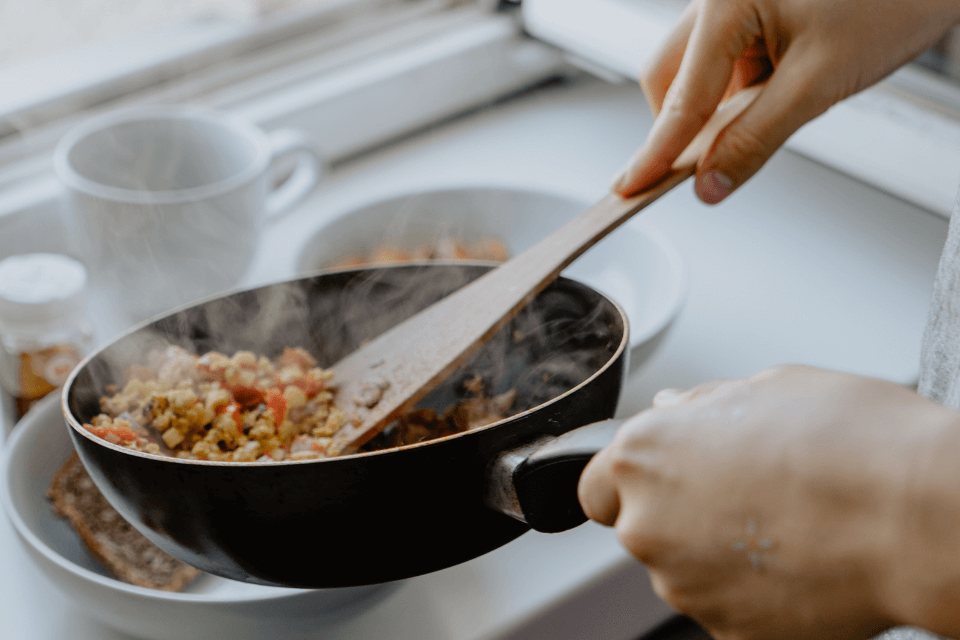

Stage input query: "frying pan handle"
[{"left": 485, "top": 419, "right": 625, "bottom": 533}]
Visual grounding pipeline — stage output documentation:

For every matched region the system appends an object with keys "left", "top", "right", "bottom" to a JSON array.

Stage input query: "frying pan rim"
[{"left": 61, "top": 261, "right": 629, "bottom": 467}]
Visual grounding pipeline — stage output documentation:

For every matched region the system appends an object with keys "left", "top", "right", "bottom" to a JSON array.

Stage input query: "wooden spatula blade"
[{"left": 329, "top": 85, "right": 762, "bottom": 454}]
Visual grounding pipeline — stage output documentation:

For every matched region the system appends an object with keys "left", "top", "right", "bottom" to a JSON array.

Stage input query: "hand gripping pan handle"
[{"left": 485, "top": 419, "right": 626, "bottom": 533}]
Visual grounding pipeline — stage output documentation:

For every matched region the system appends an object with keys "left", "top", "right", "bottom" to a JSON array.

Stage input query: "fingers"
[
  {"left": 612, "top": 1, "right": 763, "bottom": 196},
  {"left": 724, "top": 43, "right": 774, "bottom": 101},
  {"left": 642, "top": 4, "right": 770, "bottom": 118},
  {"left": 693, "top": 46, "right": 831, "bottom": 204},
  {"left": 640, "top": 0, "right": 699, "bottom": 116},
  {"left": 617, "top": 0, "right": 835, "bottom": 205},
  {"left": 653, "top": 379, "right": 734, "bottom": 407},
  {"left": 579, "top": 408, "right": 664, "bottom": 527},
  {"left": 581, "top": 375, "right": 745, "bottom": 527},
  {"left": 652, "top": 388, "right": 688, "bottom": 408},
  {"left": 578, "top": 445, "right": 622, "bottom": 525}
]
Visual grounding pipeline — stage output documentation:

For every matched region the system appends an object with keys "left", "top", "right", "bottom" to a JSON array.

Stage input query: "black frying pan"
[{"left": 62, "top": 263, "right": 628, "bottom": 588}]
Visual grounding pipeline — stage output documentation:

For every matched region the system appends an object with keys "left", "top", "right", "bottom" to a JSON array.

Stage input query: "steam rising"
[{"left": 67, "top": 263, "right": 624, "bottom": 448}]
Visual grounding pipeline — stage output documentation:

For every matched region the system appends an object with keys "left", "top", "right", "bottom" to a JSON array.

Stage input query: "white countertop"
[{"left": 0, "top": 74, "right": 951, "bottom": 639}]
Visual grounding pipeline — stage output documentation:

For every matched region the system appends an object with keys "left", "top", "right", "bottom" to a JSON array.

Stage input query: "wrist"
[{"left": 877, "top": 401, "right": 960, "bottom": 635}]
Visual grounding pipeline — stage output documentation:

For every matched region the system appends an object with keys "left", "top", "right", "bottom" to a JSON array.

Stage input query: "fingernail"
[
  {"left": 610, "top": 168, "right": 628, "bottom": 192},
  {"left": 611, "top": 160, "right": 637, "bottom": 193},
  {"left": 611, "top": 152, "right": 643, "bottom": 193},
  {"left": 696, "top": 170, "right": 734, "bottom": 204}
]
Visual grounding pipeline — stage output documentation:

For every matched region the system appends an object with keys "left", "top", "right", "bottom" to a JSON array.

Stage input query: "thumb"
[{"left": 695, "top": 52, "right": 831, "bottom": 205}]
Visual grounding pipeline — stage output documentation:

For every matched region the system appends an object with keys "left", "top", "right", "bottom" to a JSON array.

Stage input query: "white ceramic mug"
[{"left": 54, "top": 104, "right": 322, "bottom": 321}]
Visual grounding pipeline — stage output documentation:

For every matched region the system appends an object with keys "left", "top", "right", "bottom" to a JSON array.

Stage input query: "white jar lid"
[{"left": 0, "top": 253, "right": 88, "bottom": 325}]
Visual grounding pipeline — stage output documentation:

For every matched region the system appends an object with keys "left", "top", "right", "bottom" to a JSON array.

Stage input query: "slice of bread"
[{"left": 47, "top": 452, "right": 201, "bottom": 591}]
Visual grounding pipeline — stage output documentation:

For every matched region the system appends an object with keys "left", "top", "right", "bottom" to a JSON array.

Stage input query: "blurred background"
[
  {"left": 919, "top": 27, "right": 960, "bottom": 83},
  {"left": 0, "top": 0, "right": 323, "bottom": 68},
  {"left": 6, "top": 0, "right": 960, "bottom": 87}
]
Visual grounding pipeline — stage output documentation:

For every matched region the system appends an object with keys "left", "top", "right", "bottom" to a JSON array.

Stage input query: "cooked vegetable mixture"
[
  {"left": 84, "top": 346, "right": 517, "bottom": 461},
  {"left": 84, "top": 346, "right": 346, "bottom": 462}
]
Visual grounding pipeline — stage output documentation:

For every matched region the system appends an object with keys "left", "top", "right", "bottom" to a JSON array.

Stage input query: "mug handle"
[{"left": 265, "top": 128, "right": 323, "bottom": 219}]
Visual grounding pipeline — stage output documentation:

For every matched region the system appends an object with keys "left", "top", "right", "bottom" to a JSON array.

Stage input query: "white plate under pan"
[{"left": 1, "top": 395, "right": 398, "bottom": 640}]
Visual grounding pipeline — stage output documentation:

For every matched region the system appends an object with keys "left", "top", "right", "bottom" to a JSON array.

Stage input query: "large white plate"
[
  {"left": 295, "top": 186, "right": 689, "bottom": 372},
  {"left": 0, "top": 394, "right": 398, "bottom": 640}
]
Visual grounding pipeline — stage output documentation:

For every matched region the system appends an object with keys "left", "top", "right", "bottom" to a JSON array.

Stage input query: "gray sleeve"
[{"left": 919, "top": 186, "right": 960, "bottom": 408}]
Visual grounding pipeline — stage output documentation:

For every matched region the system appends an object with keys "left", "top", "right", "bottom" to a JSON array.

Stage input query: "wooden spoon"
[{"left": 329, "top": 86, "right": 761, "bottom": 454}]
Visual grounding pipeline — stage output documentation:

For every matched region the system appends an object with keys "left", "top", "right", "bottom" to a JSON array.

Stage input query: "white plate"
[
  {"left": 296, "top": 186, "right": 688, "bottom": 372},
  {"left": 1, "top": 394, "right": 398, "bottom": 640}
]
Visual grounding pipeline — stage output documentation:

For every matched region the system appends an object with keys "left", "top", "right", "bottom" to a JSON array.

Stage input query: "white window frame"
[
  {"left": 10, "top": 0, "right": 959, "bottom": 246},
  {"left": 1, "top": 0, "right": 468, "bottom": 137},
  {"left": 0, "top": 0, "right": 570, "bottom": 258}
]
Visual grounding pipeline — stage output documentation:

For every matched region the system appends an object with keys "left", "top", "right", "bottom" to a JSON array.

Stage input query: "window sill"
[{"left": 0, "top": 6, "right": 567, "bottom": 260}]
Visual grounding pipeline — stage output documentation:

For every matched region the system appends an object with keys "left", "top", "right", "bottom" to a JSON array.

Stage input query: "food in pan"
[
  {"left": 82, "top": 346, "right": 515, "bottom": 461},
  {"left": 84, "top": 346, "right": 344, "bottom": 462},
  {"left": 371, "top": 382, "right": 516, "bottom": 449},
  {"left": 331, "top": 237, "right": 509, "bottom": 268},
  {"left": 48, "top": 452, "right": 201, "bottom": 590}
]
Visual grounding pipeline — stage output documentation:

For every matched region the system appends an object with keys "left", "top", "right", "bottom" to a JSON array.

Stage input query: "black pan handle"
[{"left": 485, "top": 419, "right": 625, "bottom": 533}]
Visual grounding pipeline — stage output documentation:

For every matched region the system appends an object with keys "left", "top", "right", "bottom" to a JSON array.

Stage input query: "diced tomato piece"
[
  {"left": 229, "top": 384, "right": 265, "bottom": 408},
  {"left": 86, "top": 425, "right": 139, "bottom": 445},
  {"left": 265, "top": 388, "right": 287, "bottom": 427}
]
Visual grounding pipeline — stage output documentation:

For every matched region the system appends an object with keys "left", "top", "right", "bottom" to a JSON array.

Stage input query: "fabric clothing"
[
  {"left": 919, "top": 187, "right": 960, "bottom": 407},
  {"left": 889, "top": 186, "right": 960, "bottom": 640}
]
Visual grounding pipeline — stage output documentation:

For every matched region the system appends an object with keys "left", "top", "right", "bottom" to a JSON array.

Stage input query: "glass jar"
[{"left": 0, "top": 253, "right": 93, "bottom": 430}]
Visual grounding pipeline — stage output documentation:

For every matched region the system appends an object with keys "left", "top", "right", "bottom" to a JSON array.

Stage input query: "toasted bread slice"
[{"left": 47, "top": 452, "right": 201, "bottom": 591}]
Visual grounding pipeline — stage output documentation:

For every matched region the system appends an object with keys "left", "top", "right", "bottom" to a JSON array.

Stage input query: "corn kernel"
[{"left": 283, "top": 385, "right": 307, "bottom": 409}]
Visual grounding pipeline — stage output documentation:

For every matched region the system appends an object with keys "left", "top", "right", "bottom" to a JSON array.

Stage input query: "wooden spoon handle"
[{"left": 330, "top": 86, "right": 762, "bottom": 454}]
